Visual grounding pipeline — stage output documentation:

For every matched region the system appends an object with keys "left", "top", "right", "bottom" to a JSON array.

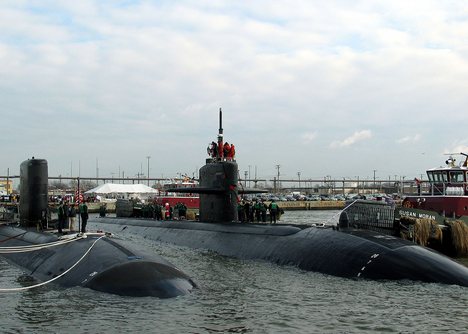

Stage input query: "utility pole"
[
  {"left": 297, "top": 171, "right": 301, "bottom": 189},
  {"left": 6, "top": 168, "right": 9, "bottom": 195},
  {"left": 275, "top": 165, "right": 281, "bottom": 192},
  {"left": 146, "top": 156, "right": 151, "bottom": 186},
  {"left": 373, "top": 169, "right": 377, "bottom": 194},
  {"left": 254, "top": 165, "right": 257, "bottom": 188}
]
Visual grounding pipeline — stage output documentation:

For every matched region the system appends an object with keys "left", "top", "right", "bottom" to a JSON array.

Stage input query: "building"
[{"left": 0, "top": 180, "right": 13, "bottom": 195}]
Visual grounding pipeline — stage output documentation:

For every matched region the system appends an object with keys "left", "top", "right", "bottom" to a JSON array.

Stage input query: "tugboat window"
[
  {"left": 449, "top": 171, "right": 463, "bottom": 183},
  {"left": 442, "top": 172, "right": 448, "bottom": 182},
  {"left": 427, "top": 172, "right": 434, "bottom": 182}
]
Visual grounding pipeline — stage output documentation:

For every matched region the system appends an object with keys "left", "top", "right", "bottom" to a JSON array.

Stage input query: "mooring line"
[{"left": 0, "top": 235, "right": 105, "bottom": 292}]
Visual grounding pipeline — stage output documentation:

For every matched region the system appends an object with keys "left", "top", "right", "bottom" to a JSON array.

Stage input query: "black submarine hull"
[
  {"left": 10, "top": 157, "right": 196, "bottom": 297},
  {"left": 90, "top": 218, "right": 468, "bottom": 287},
  {"left": 0, "top": 226, "right": 196, "bottom": 297}
]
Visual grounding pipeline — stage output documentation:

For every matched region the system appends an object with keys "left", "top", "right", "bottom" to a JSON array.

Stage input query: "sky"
[{"left": 2, "top": 0, "right": 468, "bottom": 185}]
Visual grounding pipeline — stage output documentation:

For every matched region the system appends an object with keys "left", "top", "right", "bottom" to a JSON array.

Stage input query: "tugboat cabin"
[
  {"left": 426, "top": 155, "right": 468, "bottom": 196},
  {"left": 403, "top": 153, "right": 468, "bottom": 218}
]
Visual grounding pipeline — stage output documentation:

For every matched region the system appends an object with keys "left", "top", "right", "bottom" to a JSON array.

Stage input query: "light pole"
[
  {"left": 275, "top": 165, "right": 281, "bottom": 193},
  {"left": 297, "top": 171, "right": 301, "bottom": 190},
  {"left": 146, "top": 156, "right": 151, "bottom": 186},
  {"left": 373, "top": 169, "right": 377, "bottom": 194}
]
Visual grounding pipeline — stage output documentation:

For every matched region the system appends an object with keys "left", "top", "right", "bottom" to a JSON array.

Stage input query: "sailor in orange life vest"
[
  {"left": 223, "top": 142, "right": 231, "bottom": 160},
  {"left": 222, "top": 142, "right": 236, "bottom": 161},
  {"left": 228, "top": 144, "right": 235, "bottom": 161}
]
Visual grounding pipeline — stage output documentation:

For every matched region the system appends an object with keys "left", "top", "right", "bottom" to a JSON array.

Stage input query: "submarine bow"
[
  {"left": 0, "top": 157, "right": 196, "bottom": 298},
  {"left": 0, "top": 227, "right": 196, "bottom": 297}
]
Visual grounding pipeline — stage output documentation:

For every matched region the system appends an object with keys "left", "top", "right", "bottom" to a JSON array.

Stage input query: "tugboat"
[
  {"left": 397, "top": 153, "right": 468, "bottom": 257},
  {"left": 157, "top": 177, "right": 200, "bottom": 210},
  {"left": 341, "top": 153, "right": 468, "bottom": 258},
  {"left": 402, "top": 153, "right": 468, "bottom": 217},
  {"left": 91, "top": 109, "right": 468, "bottom": 287},
  {"left": 0, "top": 158, "right": 196, "bottom": 298}
]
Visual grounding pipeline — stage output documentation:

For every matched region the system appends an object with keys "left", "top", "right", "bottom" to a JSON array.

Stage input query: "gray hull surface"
[{"left": 92, "top": 218, "right": 468, "bottom": 287}]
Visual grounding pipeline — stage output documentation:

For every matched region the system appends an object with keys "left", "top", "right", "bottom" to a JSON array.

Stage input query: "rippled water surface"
[{"left": 1, "top": 211, "right": 467, "bottom": 333}]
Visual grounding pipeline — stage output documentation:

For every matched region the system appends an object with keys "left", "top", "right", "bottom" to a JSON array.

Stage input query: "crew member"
[
  {"left": 237, "top": 200, "right": 245, "bottom": 223},
  {"left": 80, "top": 201, "right": 89, "bottom": 233},
  {"left": 207, "top": 141, "right": 218, "bottom": 160},
  {"left": 260, "top": 200, "right": 267, "bottom": 222},
  {"left": 414, "top": 178, "right": 422, "bottom": 195},
  {"left": 99, "top": 203, "right": 107, "bottom": 217},
  {"left": 229, "top": 144, "right": 236, "bottom": 161},
  {"left": 254, "top": 200, "right": 261, "bottom": 222},
  {"left": 63, "top": 201, "right": 69, "bottom": 229},
  {"left": 178, "top": 202, "right": 187, "bottom": 219},
  {"left": 69, "top": 204, "right": 77, "bottom": 232},
  {"left": 155, "top": 203, "right": 163, "bottom": 220},
  {"left": 165, "top": 203, "right": 171, "bottom": 220},
  {"left": 223, "top": 142, "right": 231, "bottom": 160},
  {"left": 268, "top": 199, "right": 279, "bottom": 224},
  {"left": 57, "top": 201, "right": 66, "bottom": 234}
]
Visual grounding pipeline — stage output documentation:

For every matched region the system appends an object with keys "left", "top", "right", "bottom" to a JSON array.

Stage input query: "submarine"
[
  {"left": 0, "top": 158, "right": 196, "bottom": 298},
  {"left": 91, "top": 109, "right": 468, "bottom": 287}
]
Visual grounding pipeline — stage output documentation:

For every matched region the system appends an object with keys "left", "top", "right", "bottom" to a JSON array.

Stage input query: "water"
[{"left": 0, "top": 211, "right": 467, "bottom": 333}]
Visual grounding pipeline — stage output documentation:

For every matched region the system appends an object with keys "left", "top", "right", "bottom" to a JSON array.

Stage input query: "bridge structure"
[{"left": 0, "top": 174, "right": 422, "bottom": 196}]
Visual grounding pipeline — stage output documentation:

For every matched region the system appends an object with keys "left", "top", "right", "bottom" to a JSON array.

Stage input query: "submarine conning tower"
[
  {"left": 166, "top": 108, "right": 241, "bottom": 223},
  {"left": 19, "top": 158, "right": 48, "bottom": 227},
  {"left": 200, "top": 108, "right": 239, "bottom": 223},
  {"left": 199, "top": 160, "right": 239, "bottom": 223}
]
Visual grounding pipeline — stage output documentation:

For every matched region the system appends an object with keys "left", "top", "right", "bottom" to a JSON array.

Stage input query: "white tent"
[{"left": 85, "top": 183, "right": 158, "bottom": 199}]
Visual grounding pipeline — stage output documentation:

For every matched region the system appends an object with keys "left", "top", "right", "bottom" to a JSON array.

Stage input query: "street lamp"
[{"left": 146, "top": 156, "right": 151, "bottom": 186}]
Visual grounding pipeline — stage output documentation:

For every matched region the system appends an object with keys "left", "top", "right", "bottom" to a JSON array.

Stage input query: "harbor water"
[{"left": 0, "top": 211, "right": 467, "bottom": 333}]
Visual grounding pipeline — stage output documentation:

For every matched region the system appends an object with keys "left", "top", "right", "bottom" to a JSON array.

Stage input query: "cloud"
[
  {"left": 2, "top": 1, "right": 468, "bottom": 181},
  {"left": 301, "top": 132, "right": 317, "bottom": 144},
  {"left": 444, "top": 140, "right": 468, "bottom": 156},
  {"left": 330, "top": 130, "right": 372, "bottom": 148},
  {"left": 396, "top": 134, "right": 421, "bottom": 144}
]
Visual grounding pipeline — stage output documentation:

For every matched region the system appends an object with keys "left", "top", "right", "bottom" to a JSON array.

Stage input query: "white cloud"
[
  {"left": 444, "top": 141, "right": 468, "bottom": 156},
  {"left": 1, "top": 1, "right": 468, "bottom": 180},
  {"left": 330, "top": 130, "right": 372, "bottom": 148},
  {"left": 301, "top": 132, "right": 317, "bottom": 144},
  {"left": 397, "top": 134, "right": 421, "bottom": 144}
]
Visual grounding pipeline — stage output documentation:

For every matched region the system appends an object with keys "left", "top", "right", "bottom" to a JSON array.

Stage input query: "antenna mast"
[{"left": 217, "top": 108, "right": 224, "bottom": 159}]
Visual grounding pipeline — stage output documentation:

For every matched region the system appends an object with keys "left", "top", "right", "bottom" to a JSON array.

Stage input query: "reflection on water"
[{"left": 0, "top": 211, "right": 467, "bottom": 333}]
